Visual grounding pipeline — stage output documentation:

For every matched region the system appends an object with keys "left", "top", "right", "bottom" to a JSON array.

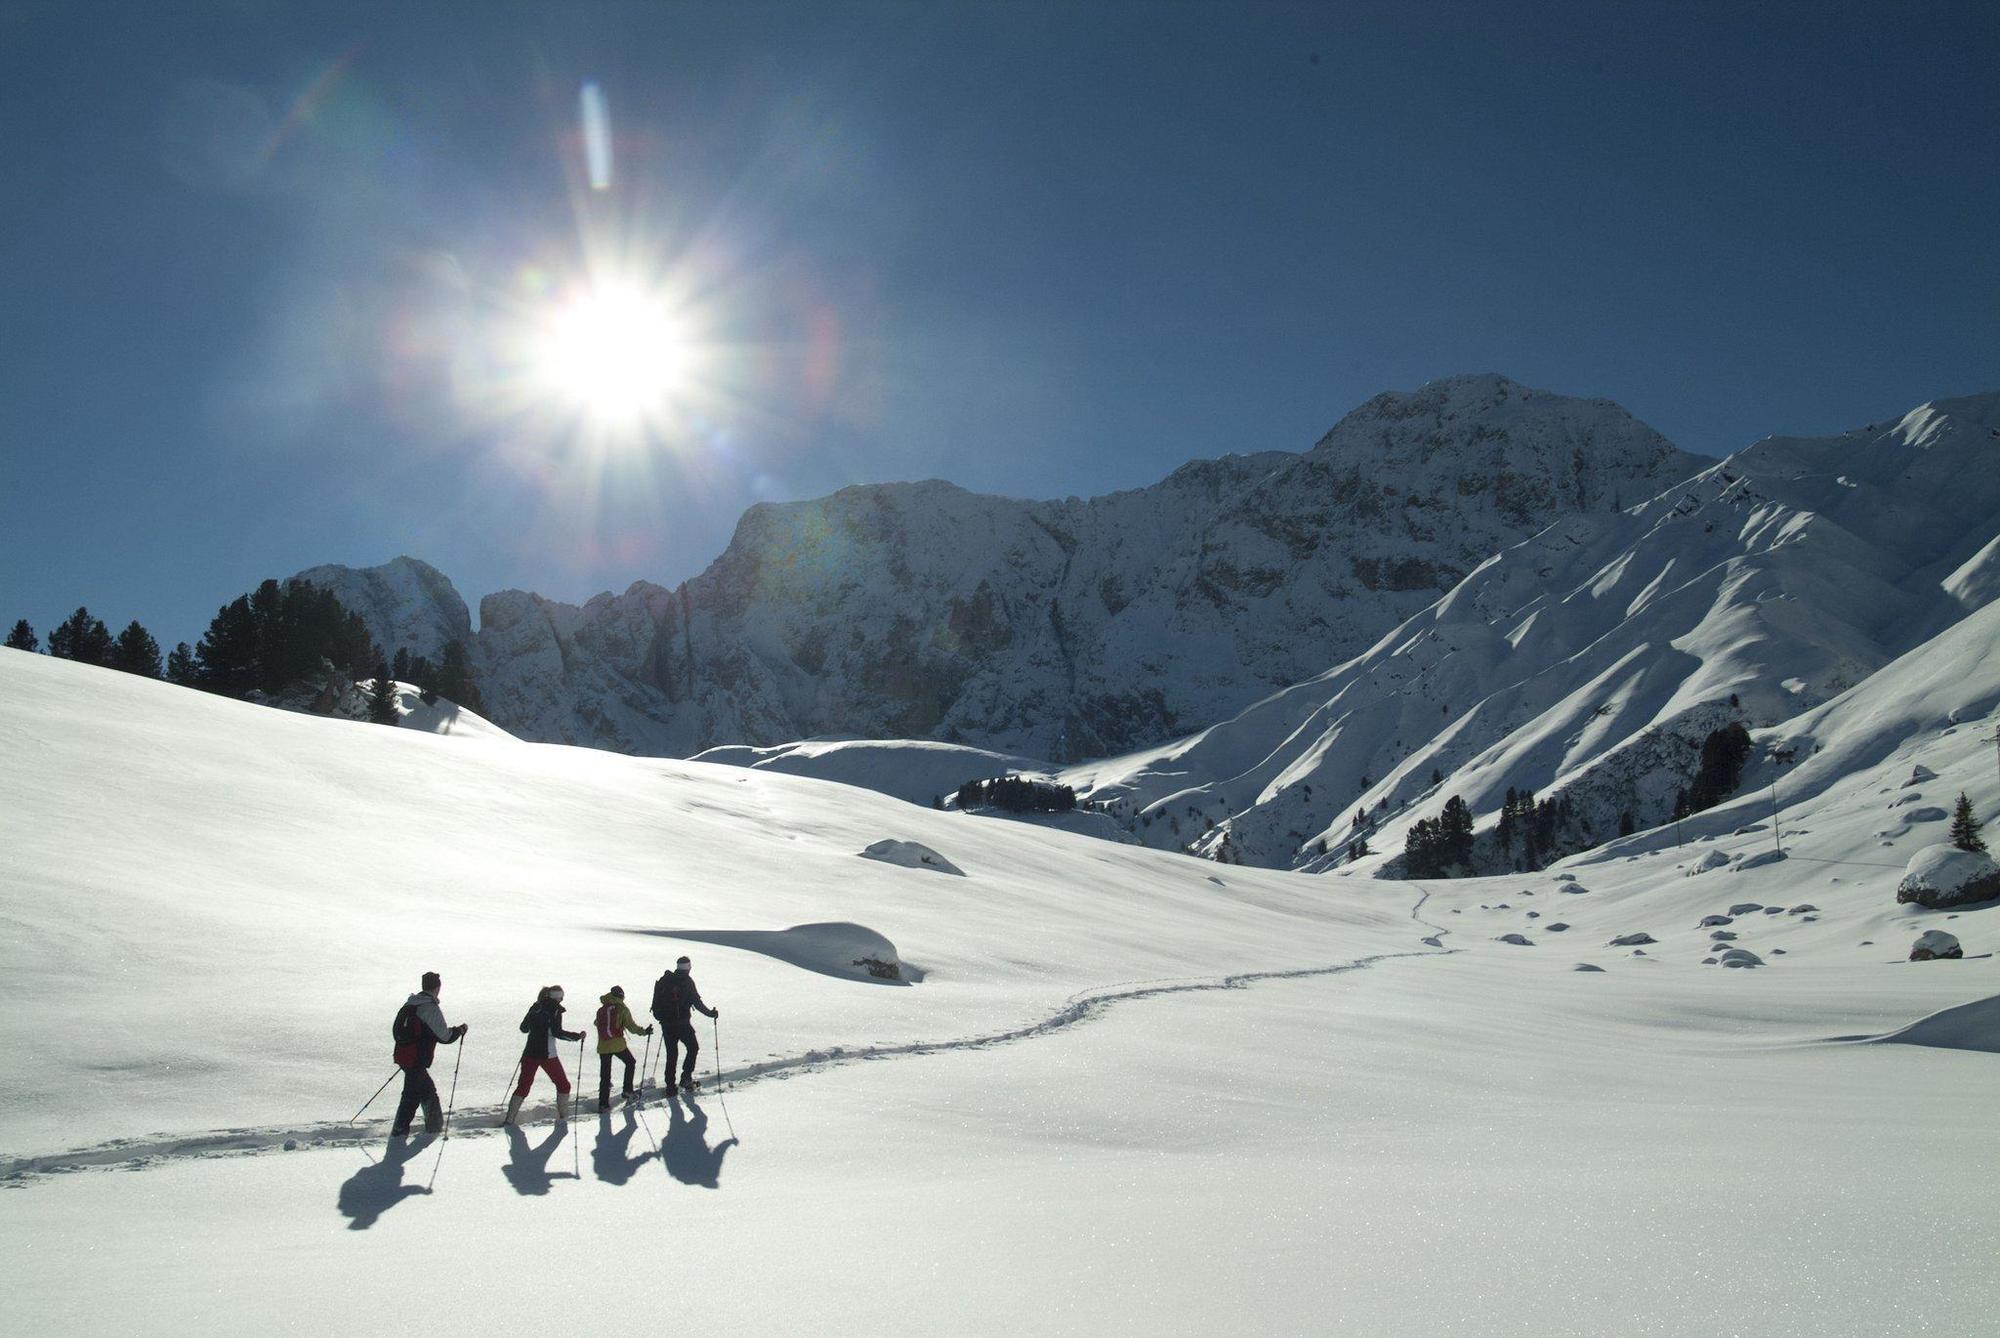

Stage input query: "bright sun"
[{"left": 535, "top": 283, "right": 689, "bottom": 427}]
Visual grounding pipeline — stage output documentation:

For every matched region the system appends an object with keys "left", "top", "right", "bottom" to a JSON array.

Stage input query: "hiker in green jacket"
[{"left": 593, "top": 985, "right": 654, "bottom": 1111}]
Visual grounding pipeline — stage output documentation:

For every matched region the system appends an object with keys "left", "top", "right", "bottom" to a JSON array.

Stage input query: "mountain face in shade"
[{"left": 299, "top": 374, "right": 1704, "bottom": 757}]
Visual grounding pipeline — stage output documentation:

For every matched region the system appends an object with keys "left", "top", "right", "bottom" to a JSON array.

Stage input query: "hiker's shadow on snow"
[
  {"left": 655, "top": 1093, "right": 738, "bottom": 1188},
  {"left": 592, "top": 1109, "right": 653, "bottom": 1186},
  {"left": 503, "top": 1122, "right": 579, "bottom": 1196},
  {"left": 337, "top": 1135, "right": 434, "bottom": 1230}
]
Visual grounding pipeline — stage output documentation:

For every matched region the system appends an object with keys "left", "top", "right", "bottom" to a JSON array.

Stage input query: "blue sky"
[{"left": 4, "top": 1, "right": 1996, "bottom": 649}]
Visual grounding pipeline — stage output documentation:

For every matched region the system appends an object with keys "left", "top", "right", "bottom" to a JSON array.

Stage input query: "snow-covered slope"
[
  {"left": 1066, "top": 391, "right": 2000, "bottom": 870},
  {"left": 7, "top": 625, "right": 2000, "bottom": 1334},
  {"left": 691, "top": 737, "right": 1048, "bottom": 807},
  {"left": 301, "top": 375, "right": 1701, "bottom": 759}
]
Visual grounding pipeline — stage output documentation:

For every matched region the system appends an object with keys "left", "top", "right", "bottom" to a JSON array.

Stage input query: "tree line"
[
  {"left": 8, "top": 578, "right": 483, "bottom": 722},
  {"left": 1402, "top": 720, "right": 1760, "bottom": 878},
  {"left": 954, "top": 775, "right": 1077, "bottom": 814}
]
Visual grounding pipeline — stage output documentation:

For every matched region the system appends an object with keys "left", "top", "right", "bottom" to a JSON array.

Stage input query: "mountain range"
[{"left": 301, "top": 373, "right": 1703, "bottom": 760}]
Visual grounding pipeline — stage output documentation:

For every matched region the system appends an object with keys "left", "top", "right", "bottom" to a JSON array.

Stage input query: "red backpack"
[{"left": 391, "top": 1002, "right": 424, "bottom": 1065}]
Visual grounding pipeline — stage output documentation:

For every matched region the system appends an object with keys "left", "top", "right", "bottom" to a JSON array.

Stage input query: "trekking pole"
[
  {"left": 576, "top": 1034, "right": 586, "bottom": 1118},
  {"left": 639, "top": 1030, "right": 653, "bottom": 1096},
  {"left": 441, "top": 1033, "right": 466, "bottom": 1138},
  {"left": 712, "top": 1015, "right": 737, "bottom": 1142},
  {"left": 348, "top": 1069, "right": 399, "bottom": 1125}
]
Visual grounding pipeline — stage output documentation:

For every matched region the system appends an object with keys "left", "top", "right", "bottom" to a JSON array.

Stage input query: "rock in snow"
[
  {"left": 1910, "top": 929, "right": 1963, "bottom": 962},
  {"left": 1608, "top": 932, "right": 1656, "bottom": 947},
  {"left": 1896, "top": 845, "right": 2000, "bottom": 909},
  {"left": 859, "top": 840, "right": 965, "bottom": 877}
]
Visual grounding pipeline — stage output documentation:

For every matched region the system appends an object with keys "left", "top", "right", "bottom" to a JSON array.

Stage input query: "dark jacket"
[
  {"left": 519, "top": 997, "right": 585, "bottom": 1061},
  {"left": 393, "top": 991, "right": 461, "bottom": 1069},
  {"left": 651, "top": 968, "right": 716, "bottom": 1023}
]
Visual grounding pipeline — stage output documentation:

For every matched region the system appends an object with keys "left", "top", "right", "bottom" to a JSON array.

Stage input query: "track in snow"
[{"left": 3, "top": 901, "right": 1454, "bottom": 1185}]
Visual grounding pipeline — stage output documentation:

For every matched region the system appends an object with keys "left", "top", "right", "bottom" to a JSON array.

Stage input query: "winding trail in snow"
[{"left": 2, "top": 890, "right": 1457, "bottom": 1185}]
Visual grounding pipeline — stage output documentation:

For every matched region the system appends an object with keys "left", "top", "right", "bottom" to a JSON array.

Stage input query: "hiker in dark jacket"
[
  {"left": 650, "top": 955, "right": 720, "bottom": 1092},
  {"left": 504, "top": 985, "right": 584, "bottom": 1125},
  {"left": 593, "top": 985, "right": 653, "bottom": 1110},
  {"left": 391, "top": 971, "right": 466, "bottom": 1136}
]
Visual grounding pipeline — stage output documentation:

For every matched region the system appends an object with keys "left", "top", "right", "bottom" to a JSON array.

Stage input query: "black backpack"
[
  {"left": 651, "top": 971, "right": 681, "bottom": 1019},
  {"left": 392, "top": 1002, "right": 424, "bottom": 1046}
]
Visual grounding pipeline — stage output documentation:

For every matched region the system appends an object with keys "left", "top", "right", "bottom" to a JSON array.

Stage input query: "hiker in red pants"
[{"left": 504, "top": 985, "right": 584, "bottom": 1124}]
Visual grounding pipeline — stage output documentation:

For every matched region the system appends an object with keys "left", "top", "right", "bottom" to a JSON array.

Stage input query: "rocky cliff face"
[
  {"left": 299, "top": 374, "right": 1705, "bottom": 757},
  {"left": 293, "top": 557, "right": 472, "bottom": 664}
]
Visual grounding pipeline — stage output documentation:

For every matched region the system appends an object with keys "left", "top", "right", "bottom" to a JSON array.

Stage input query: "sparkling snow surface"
[{"left": 4, "top": 650, "right": 2000, "bottom": 1335}]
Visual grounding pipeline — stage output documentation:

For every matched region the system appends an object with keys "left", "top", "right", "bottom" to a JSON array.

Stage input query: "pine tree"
[
  {"left": 166, "top": 642, "right": 198, "bottom": 686},
  {"left": 367, "top": 664, "right": 400, "bottom": 725},
  {"left": 1438, "top": 796, "right": 1475, "bottom": 870},
  {"left": 109, "top": 621, "right": 163, "bottom": 678},
  {"left": 47, "top": 607, "right": 113, "bottom": 664},
  {"left": 4, "top": 619, "right": 36, "bottom": 652},
  {"left": 195, "top": 595, "right": 260, "bottom": 695},
  {"left": 1949, "top": 792, "right": 1986, "bottom": 854}
]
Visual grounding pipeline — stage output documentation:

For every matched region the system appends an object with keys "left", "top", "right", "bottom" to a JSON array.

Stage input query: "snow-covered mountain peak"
[
  {"left": 291, "top": 555, "right": 472, "bottom": 663},
  {"left": 1065, "top": 388, "right": 2000, "bottom": 876}
]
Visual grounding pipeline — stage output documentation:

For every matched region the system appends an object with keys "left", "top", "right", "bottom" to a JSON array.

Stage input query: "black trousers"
[
  {"left": 392, "top": 1065, "right": 441, "bottom": 1134},
  {"left": 598, "top": 1049, "right": 635, "bottom": 1101},
  {"left": 664, "top": 1018, "right": 699, "bottom": 1082}
]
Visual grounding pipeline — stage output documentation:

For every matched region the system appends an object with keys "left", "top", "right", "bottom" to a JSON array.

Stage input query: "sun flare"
[{"left": 535, "top": 283, "right": 689, "bottom": 427}]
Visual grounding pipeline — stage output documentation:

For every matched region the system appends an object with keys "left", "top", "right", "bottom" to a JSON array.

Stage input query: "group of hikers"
[{"left": 388, "top": 955, "right": 721, "bottom": 1136}]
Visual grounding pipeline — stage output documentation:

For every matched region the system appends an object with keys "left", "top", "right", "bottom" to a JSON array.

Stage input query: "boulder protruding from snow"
[
  {"left": 1895, "top": 845, "right": 2000, "bottom": 909},
  {"left": 1716, "top": 948, "right": 1763, "bottom": 968},
  {"left": 1904, "top": 765, "right": 1937, "bottom": 788},
  {"left": 1910, "top": 929, "right": 1963, "bottom": 962},
  {"left": 1495, "top": 933, "right": 1534, "bottom": 946},
  {"left": 1608, "top": 932, "right": 1656, "bottom": 947},
  {"left": 859, "top": 839, "right": 966, "bottom": 877}
]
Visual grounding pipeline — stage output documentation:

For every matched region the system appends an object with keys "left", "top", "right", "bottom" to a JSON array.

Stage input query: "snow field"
[{"left": 8, "top": 639, "right": 2000, "bottom": 1334}]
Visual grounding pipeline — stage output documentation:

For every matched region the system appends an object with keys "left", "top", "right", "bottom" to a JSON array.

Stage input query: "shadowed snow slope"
[{"left": 691, "top": 738, "right": 1046, "bottom": 807}]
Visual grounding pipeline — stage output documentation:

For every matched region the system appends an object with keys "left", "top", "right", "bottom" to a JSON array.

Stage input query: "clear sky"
[{"left": 4, "top": 1, "right": 1996, "bottom": 650}]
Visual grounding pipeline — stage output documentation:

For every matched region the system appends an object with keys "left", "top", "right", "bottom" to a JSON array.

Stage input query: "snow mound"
[
  {"left": 1734, "top": 850, "right": 1788, "bottom": 871},
  {"left": 1687, "top": 851, "right": 1731, "bottom": 875},
  {"left": 858, "top": 839, "right": 965, "bottom": 876},
  {"left": 696, "top": 739, "right": 1049, "bottom": 808},
  {"left": 1896, "top": 845, "right": 2000, "bottom": 909},
  {"left": 638, "top": 922, "right": 920, "bottom": 985},
  {"left": 1874, "top": 991, "right": 2000, "bottom": 1053},
  {"left": 396, "top": 693, "right": 516, "bottom": 742}
]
